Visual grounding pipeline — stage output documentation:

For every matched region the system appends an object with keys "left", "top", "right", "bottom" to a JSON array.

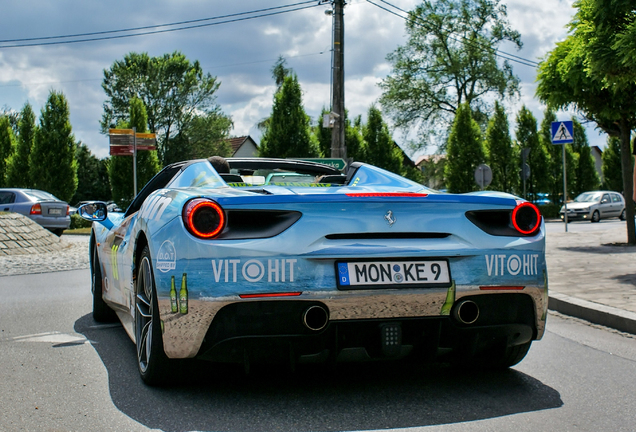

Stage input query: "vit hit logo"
[
  {"left": 485, "top": 254, "right": 539, "bottom": 276},
  {"left": 211, "top": 259, "right": 297, "bottom": 283}
]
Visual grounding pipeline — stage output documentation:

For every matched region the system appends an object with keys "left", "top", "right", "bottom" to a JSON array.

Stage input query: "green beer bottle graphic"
[
  {"left": 179, "top": 273, "right": 188, "bottom": 314},
  {"left": 169, "top": 275, "right": 178, "bottom": 313},
  {"left": 440, "top": 280, "right": 455, "bottom": 315}
]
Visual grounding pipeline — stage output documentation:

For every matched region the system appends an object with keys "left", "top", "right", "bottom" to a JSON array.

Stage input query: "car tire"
[
  {"left": 620, "top": 209, "right": 626, "bottom": 221},
  {"left": 591, "top": 210, "right": 600, "bottom": 223},
  {"left": 52, "top": 228, "right": 64, "bottom": 236},
  {"left": 91, "top": 242, "right": 117, "bottom": 323},
  {"left": 135, "top": 246, "right": 171, "bottom": 386}
]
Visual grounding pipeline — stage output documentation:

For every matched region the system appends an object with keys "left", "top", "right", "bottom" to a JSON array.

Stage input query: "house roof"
[{"left": 226, "top": 136, "right": 249, "bottom": 154}]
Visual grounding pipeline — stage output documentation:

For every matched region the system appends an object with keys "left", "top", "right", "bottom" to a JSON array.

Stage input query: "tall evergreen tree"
[
  {"left": 6, "top": 103, "right": 36, "bottom": 188},
  {"left": 109, "top": 97, "right": 160, "bottom": 208},
  {"left": 259, "top": 73, "right": 320, "bottom": 158},
  {"left": 570, "top": 119, "right": 600, "bottom": 197},
  {"left": 72, "top": 143, "right": 111, "bottom": 204},
  {"left": 30, "top": 91, "right": 77, "bottom": 202},
  {"left": 315, "top": 109, "right": 367, "bottom": 161},
  {"left": 444, "top": 103, "right": 485, "bottom": 193},
  {"left": 515, "top": 106, "right": 550, "bottom": 201},
  {"left": 0, "top": 116, "right": 15, "bottom": 187},
  {"left": 485, "top": 102, "right": 516, "bottom": 193},
  {"left": 602, "top": 137, "right": 629, "bottom": 192},
  {"left": 346, "top": 115, "right": 367, "bottom": 163},
  {"left": 363, "top": 106, "right": 403, "bottom": 175}
]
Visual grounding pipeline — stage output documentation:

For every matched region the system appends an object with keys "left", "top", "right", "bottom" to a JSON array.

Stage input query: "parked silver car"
[
  {"left": 0, "top": 188, "right": 71, "bottom": 235},
  {"left": 560, "top": 191, "right": 626, "bottom": 223}
]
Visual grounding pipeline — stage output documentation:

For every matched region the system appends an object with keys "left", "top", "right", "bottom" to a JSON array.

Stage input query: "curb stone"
[{"left": 549, "top": 292, "right": 636, "bottom": 335}]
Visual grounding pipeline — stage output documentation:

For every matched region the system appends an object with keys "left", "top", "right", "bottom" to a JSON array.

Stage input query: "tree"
[
  {"left": 109, "top": 98, "right": 160, "bottom": 208},
  {"left": 0, "top": 116, "right": 15, "bottom": 187},
  {"left": 602, "top": 136, "right": 632, "bottom": 192},
  {"left": 363, "top": 106, "right": 403, "bottom": 175},
  {"left": 570, "top": 119, "right": 600, "bottom": 197},
  {"left": 30, "top": 91, "right": 77, "bottom": 202},
  {"left": 515, "top": 106, "right": 550, "bottom": 201},
  {"left": 259, "top": 73, "right": 320, "bottom": 158},
  {"left": 380, "top": 0, "right": 521, "bottom": 148},
  {"left": 536, "top": 7, "right": 636, "bottom": 243},
  {"left": 6, "top": 103, "right": 36, "bottom": 188},
  {"left": 316, "top": 109, "right": 367, "bottom": 161},
  {"left": 575, "top": 0, "right": 636, "bottom": 90},
  {"left": 184, "top": 111, "right": 233, "bottom": 159},
  {"left": 101, "top": 51, "right": 227, "bottom": 166},
  {"left": 444, "top": 103, "right": 485, "bottom": 193},
  {"left": 72, "top": 143, "right": 111, "bottom": 204},
  {"left": 485, "top": 101, "right": 516, "bottom": 193}
]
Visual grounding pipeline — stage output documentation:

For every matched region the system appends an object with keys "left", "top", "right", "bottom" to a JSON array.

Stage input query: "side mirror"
[{"left": 78, "top": 202, "right": 108, "bottom": 222}]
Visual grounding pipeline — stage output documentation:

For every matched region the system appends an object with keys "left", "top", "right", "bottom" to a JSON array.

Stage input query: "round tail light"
[
  {"left": 183, "top": 198, "right": 226, "bottom": 239},
  {"left": 512, "top": 202, "right": 541, "bottom": 235}
]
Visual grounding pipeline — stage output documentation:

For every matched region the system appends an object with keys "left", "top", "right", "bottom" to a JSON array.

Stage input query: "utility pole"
[{"left": 330, "top": 0, "right": 346, "bottom": 159}]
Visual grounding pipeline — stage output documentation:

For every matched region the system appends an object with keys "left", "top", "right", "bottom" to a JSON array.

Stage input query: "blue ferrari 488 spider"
[{"left": 79, "top": 157, "right": 547, "bottom": 385}]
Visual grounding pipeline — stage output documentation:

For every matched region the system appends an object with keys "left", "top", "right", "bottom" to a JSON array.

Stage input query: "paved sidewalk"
[{"left": 545, "top": 219, "right": 636, "bottom": 334}]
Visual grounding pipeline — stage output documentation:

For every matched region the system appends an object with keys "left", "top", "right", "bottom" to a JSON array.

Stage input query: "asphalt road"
[{"left": 1, "top": 269, "right": 636, "bottom": 432}]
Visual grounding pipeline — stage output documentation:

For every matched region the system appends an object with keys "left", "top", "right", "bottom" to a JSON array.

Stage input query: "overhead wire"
[
  {"left": 0, "top": 1, "right": 321, "bottom": 49},
  {"left": 365, "top": 0, "right": 540, "bottom": 69}
]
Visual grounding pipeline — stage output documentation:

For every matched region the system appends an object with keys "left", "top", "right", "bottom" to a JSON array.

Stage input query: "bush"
[
  {"left": 70, "top": 213, "right": 93, "bottom": 229},
  {"left": 538, "top": 203, "right": 560, "bottom": 219}
]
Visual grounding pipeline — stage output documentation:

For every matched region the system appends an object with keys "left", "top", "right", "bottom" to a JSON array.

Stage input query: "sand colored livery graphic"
[{"left": 79, "top": 158, "right": 547, "bottom": 385}]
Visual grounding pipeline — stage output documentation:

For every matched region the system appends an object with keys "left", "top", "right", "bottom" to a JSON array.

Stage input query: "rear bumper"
[
  {"left": 159, "top": 286, "right": 546, "bottom": 360},
  {"left": 29, "top": 215, "right": 71, "bottom": 230}
]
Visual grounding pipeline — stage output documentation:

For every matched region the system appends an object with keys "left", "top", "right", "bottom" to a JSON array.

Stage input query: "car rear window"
[{"left": 23, "top": 190, "right": 60, "bottom": 201}]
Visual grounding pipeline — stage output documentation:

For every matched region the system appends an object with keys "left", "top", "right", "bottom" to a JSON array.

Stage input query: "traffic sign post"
[
  {"left": 551, "top": 121, "right": 574, "bottom": 232},
  {"left": 109, "top": 128, "right": 157, "bottom": 196},
  {"left": 474, "top": 164, "right": 492, "bottom": 190}
]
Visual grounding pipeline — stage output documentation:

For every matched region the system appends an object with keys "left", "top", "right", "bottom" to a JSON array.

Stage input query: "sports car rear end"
[{"left": 145, "top": 162, "right": 546, "bottom": 370}]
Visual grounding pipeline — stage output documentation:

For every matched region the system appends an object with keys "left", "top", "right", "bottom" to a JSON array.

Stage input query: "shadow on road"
[{"left": 75, "top": 314, "right": 562, "bottom": 432}]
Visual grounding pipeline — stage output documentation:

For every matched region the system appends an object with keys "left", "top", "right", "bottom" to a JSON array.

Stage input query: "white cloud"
[{"left": 0, "top": 0, "right": 605, "bottom": 161}]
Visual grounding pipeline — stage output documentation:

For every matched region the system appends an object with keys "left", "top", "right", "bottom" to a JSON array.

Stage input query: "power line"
[
  {"left": 0, "top": 2, "right": 321, "bottom": 49},
  {"left": 365, "top": 0, "right": 540, "bottom": 69},
  {"left": 0, "top": 1, "right": 319, "bottom": 44}
]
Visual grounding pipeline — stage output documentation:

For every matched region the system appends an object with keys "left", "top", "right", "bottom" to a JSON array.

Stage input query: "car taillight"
[
  {"left": 182, "top": 198, "right": 226, "bottom": 239},
  {"left": 30, "top": 203, "right": 42, "bottom": 215},
  {"left": 66, "top": 205, "right": 70, "bottom": 216},
  {"left": 512, "top": 202, "right": 541, "bottom": 235}
]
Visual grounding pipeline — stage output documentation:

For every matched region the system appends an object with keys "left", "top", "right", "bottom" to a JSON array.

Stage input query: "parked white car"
[{"left": 560, "top": 191, "right": 626, "bottom": 223}]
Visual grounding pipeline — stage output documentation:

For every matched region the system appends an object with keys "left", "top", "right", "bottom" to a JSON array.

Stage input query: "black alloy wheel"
[{"left": 135, "top": 246, "right": 170, "bottom": 385}]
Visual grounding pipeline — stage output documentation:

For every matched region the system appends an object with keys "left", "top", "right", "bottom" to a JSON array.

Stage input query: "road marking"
[{"left": 9, "top": 331, "right": 89, "bottom": 345}]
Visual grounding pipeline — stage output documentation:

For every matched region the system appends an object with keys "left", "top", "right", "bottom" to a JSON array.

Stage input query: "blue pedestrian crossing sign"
[{"left": 551, "top": 121, "right": 574, "bottom": 144}]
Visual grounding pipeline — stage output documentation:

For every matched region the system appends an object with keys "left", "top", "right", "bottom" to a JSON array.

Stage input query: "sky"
[{"left": 0, "top": 0, "right": 604, "bottom": 161}]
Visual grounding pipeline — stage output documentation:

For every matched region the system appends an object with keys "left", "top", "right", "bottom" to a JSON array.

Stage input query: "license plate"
[
  {"left": 336, "top": 259, "right": 451, "bottom": 290},
  {"left": 48, "top": 208, "right": 62, "bottom": 215}
]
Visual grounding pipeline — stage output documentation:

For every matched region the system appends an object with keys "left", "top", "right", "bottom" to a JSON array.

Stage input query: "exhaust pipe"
[
  {"left": 453, "top": 300, "right": 479, "bottom": 324},
  {"left": 302, "top": 305, "right": 329, "bottom": 331}
]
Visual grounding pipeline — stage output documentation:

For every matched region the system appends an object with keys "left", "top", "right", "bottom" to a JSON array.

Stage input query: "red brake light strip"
[
  {"left": 239, "top": 292, "right": 302, "bottom": 299},
  {"left": 345, "top": 192, "right": 429, "bottom": 197}
]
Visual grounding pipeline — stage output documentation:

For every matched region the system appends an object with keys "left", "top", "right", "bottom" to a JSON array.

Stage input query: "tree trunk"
[{"left": 619, "top": 119, "right": 635, "bottom": 244}]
